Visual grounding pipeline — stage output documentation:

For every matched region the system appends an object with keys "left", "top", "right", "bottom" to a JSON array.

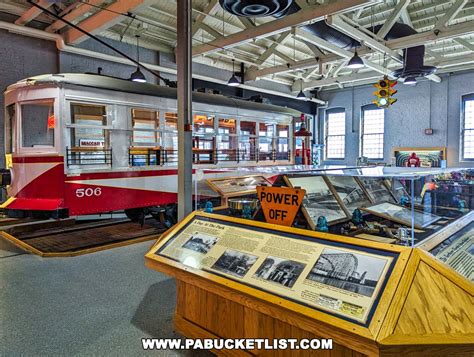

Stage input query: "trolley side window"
[
  {"left": 129, "top": 109, "right": 160, "bottom": 166},
  {"left": 239, "top": 121, "right": 257, "bottom": 161},
  {"left": 131, "top": 109, "right": 159, "bottom": 146},
  {"left": 163, "top": 112, "right": 178, "bottom": 165},
  {"left": 258, "top": 122, "right": 274, "bottom": 161},
  {"left": 217, "top": 118, "right": 237, "bottom": 161},
  {"left": 68, "top": 103, "right": 110, "bottom": 167},
  {"left": 20, "top": 100, "right": 55, "bottom": 149},
  {"left": 276, "top": 124, "right": 290, "bottom": 160}
]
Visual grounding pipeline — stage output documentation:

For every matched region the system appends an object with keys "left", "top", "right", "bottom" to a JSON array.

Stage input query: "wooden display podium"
[{"left": 145, "top": 212, "right": 473, "bottom": 356}]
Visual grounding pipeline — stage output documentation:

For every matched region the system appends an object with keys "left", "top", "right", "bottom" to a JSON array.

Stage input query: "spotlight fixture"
[
  {"left": 347, "top": 49, "right": 364, "bottom": 69},
  {"left": 130, "top": 35, "right": 146, "bottom": 83},
  {"left": 227, "top": 59, "right": 240, "bottom": 87},
  {"left": 404, "top": 76, "right": 417, "bottom": 85}
]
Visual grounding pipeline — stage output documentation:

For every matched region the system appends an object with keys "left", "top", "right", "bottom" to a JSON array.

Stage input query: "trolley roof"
[{"left": 6, "top": 73, "right": 301, "bottom": 117}]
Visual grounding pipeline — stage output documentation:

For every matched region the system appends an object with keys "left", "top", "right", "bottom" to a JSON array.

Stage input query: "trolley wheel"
[{"left": 125, "top": 208, "right": 146, "bottom": 224}]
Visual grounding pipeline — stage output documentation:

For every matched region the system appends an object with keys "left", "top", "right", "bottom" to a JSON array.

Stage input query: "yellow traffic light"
[{"left": 372, "top": 76, "right": 397, "bottom": 108}]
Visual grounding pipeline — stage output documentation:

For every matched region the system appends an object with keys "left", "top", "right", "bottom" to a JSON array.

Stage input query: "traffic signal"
[{"left": 372, "top": 76, "right": 397, "bottom": 108}]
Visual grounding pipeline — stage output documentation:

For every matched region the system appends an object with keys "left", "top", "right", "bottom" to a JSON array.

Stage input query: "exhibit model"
[{"left": 1, "top": 73, "right": 305, "bottom": 221}]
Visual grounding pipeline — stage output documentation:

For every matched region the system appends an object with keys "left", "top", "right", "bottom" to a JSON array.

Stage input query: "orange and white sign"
[{"left": 257, "top": 186, "right": 305, "bottom": 227}]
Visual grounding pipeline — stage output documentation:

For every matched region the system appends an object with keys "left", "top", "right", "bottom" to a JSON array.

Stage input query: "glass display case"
[
  {"left": 192, "top": 166, "right": 473, "bottom": 281},
  {"left": 279, "top": 167, "right": 473, "bottom": 248}
]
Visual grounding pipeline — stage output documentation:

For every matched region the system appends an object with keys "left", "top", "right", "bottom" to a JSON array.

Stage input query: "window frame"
[
  {"left": 18, "top": 98, "right": 59, "bottom": 154},
  {"left": 324, "top": 107, "right": 346, "bottom": 160},
  {"left": 130, "top": 108, "right": 160, "bottom": 148},
  {"left": 360, "top": 104, "right": 385, "bottom": 160},
  {"left": 461, "top": 93, "right": 474, "bottom": 161}
]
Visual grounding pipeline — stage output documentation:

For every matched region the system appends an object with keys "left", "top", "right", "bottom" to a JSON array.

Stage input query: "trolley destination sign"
[{"left": 257, "top": 186, "right": 305, "bottom": 226}]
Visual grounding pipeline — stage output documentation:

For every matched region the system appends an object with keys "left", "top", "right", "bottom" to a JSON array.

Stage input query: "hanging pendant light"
[
  {"left": 347, "top": 49, "right": 364, "bottom": 69},
  {"left": 130, "top": 35, "right": 146, "bottom": 83},
  {"left": 404, "top": 76, "right": 417, "bottom": 85},
  {"left": 227, "top": 59, "right": 240, "bottom": 86},
  {"left": 296, "top": 90, "right": 306, "bottom": 100}
]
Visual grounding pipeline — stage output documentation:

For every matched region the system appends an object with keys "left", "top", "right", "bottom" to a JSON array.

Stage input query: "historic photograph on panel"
[
  {"left": 211, "top": 249, "right": 258, "bottom": 278},
  {"left": 286, "top": 175, "right": 348, "bottom": 225},
  {"left": 362, "top": 202, "right": 441, "bottom": 229},
  {"left": 359, "top": 178, "right": 396, "bottom": 203},
  {"left": 253, "top": 256, "right": 306, "bottom": 288},
  {"left": 306, "top": 248, "right": 388, "bottom": 298},
  {"left": 326, "top": 175, "right": 372, "bottom": 213},
  {"left": 181, "top": 233, "right": 219, "bottom": 254}
]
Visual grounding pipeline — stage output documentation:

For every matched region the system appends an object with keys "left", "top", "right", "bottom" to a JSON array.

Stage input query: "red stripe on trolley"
[{"left": 12, "top": 156, "right": 64, "bottom": 164}]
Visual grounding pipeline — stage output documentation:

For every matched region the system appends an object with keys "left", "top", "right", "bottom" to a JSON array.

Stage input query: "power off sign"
[{"left": 257, "top": 186, "right": 305, "bottom": 227}]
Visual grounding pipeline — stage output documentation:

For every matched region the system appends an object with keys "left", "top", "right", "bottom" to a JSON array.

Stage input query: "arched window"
[
  {"left": 361, "top": 104, "right": 385, "bottom": 159},
  {"left": 461, "top": 94, "right": 474, "bottom": 160},
  {"left": 324, "top": 108, "right": 345, "bottom": 159}
]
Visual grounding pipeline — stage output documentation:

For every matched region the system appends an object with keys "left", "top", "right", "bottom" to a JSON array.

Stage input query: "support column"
[{"left": 177, "top": 0, "right": 193, "bottom": 221}]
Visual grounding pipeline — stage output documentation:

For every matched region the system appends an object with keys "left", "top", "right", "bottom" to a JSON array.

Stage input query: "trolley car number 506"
[{"left": 76, "top": 188, "right": 102, "bottom": 197}]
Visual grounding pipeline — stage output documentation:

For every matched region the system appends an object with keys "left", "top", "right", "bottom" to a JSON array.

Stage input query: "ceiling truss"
[{"left": 3, "top": 0, "right": 474, "bottom": 95}]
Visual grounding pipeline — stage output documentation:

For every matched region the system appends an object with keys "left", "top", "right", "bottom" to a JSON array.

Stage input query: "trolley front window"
[
  {"left": 6, "top": 104, "right": 15, "bottom": 154},
  {"left": 21, "top": 100, "right": 55, "bottom": 149}
]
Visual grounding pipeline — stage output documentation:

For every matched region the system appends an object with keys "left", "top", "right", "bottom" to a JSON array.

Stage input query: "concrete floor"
[{"left": 0, "top": 239, "right": 212, "bottom": 356}]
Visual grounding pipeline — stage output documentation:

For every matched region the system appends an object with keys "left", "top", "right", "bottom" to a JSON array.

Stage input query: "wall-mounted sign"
[
  {"left": 79, "top": 139, "right": 105, "bottom": 148},
  {"left": 257, "top": 186, "right": 305, "bottom": 226}
]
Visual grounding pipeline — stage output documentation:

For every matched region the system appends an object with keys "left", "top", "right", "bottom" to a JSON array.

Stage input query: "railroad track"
[{"left": 0, "top": 218, "right": 166, "bottom": 257}]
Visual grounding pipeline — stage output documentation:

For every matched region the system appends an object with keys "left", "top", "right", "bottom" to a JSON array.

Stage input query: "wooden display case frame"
[
  {"left": 145, "top": 211, "right": 474, "bottom": 356},
  {"left": 417, "top": 211, "right": 474, "bottom": 252},
  {"left": 146, "top": 212, "right": 411, "bottom": 353}
]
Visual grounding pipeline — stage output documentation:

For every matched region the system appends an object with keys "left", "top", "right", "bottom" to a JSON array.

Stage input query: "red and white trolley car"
[{"left": 2, "top": 73, "right": 303, "bottom": 219}]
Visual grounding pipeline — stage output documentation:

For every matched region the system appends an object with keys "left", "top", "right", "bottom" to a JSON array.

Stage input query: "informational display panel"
[
  {"left": 357, "top": 177, "right": 396, "bottom": 204},
  {"left": 362, "top": 202, "right": 441, "bottom": 229},
  {"left": 325, "top": 175, "right": 372, "bottom": 214},
  {"left": 206, "top": 175, "right": 271, "bottom": 197},
  {"left": 153, "top": 215, "right": 398, "bottom": 325},
  {"left": 285, "top": 175, "right": 349, "bottom": 227},
  {"left": 429, "top": 222, "right": 473, "bottom": 281}
]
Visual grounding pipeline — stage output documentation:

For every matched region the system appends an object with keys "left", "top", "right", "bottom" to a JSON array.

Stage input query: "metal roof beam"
[
  {"left": 192, "top": 0, "right": 373, "bottom": 57},
  {"left": 377, "top": 0, "right": 411, "bottom": 38},
  {"left": 64, "top": 0, "right": 150, "bottom": 44},
  {"left": 293, "top": 28, "right": 390, "bottom": 75},
  {"left": 434, "top": 0, "right": 468, "bottom": 29},
  {"left": 327, "top": 15, "right": 403, "bottom": 63},
  {"left": 192, "top": 0, "right": 219, "bottom": 36},
  {"left": 454, "top": 38, "right": 474, "bottom": 52},
  {"left": 46, "top": 0, "right": 105, "bottom": 33},
  {"left": 15, "top": 0, "right": 53, "bottom": 26}
]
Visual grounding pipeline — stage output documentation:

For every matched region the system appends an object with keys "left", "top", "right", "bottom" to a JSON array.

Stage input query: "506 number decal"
[{"left": 76, "top": 188, "right": 102, "bottom": 198}]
